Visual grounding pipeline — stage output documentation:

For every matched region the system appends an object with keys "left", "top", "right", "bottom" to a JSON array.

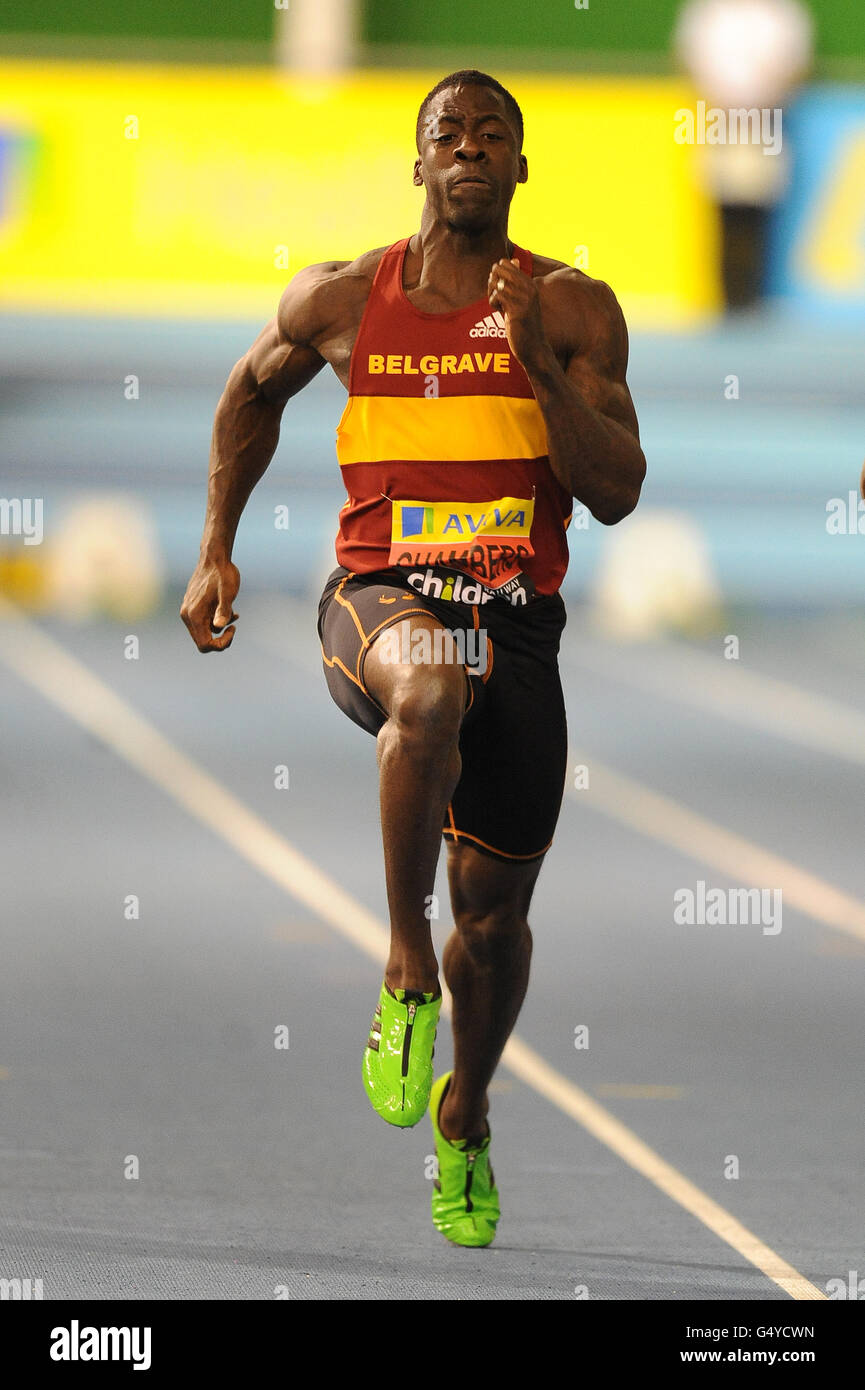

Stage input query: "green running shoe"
[
  {"left": 362, "top": 981, "right": 441, "bottom": 1127},
  {"left": 429, "top": 1071, "right": 500, "bottom": 1247}
]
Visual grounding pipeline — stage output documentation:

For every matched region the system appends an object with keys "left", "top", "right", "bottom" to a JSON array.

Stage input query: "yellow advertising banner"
[{"left": 0, "top": 61, "right": 720, "bottom": 325}]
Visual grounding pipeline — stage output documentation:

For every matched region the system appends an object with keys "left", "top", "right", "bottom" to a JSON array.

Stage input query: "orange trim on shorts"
[
  {"left": 321, "top": 575, "right": 380, "bottom": 704},
  {"left": 442, "top": 821, "right": 554, "bottom": 861},
  {"left": 324, "top": 578, "right": 476, "bottom": 719},
  {"left": 321, "top": 639, "right": 390, "bottom": 721},
  {"left": 482, "top": 635, "right": 494, "bottom": 684},
  {"left": 467, "top": 601, "right": 494, "bottom": 689},
  {"left": 336, "top": 586, "right": 449, "bottom": 685},
  {"left": 334, "top": 580, "right": 368, "bottom": 645},
  {"left": 320, "top": 643, "right": 369, "bottom": 695}
]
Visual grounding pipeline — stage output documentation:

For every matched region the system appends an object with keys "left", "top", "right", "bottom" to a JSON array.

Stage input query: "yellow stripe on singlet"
[{"left": 335, "top": 394, "right": 548, "bottom": 465}]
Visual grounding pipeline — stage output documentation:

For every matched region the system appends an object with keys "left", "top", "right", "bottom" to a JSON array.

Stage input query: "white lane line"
[
  {"left": 0, "top": 596, "right": 824, "bottom": 1300},
  {"left": 567, "top": 752, "right": 865, "bottom": 946},
  {"left": 562, "top": 637, "right": 865, "bottom": 768}
]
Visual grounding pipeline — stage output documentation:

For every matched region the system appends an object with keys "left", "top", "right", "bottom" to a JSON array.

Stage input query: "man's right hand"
[
  {"left": 180, "top": 261, "right": 342, "bottom": 655},
  {"left": 180, "top": 555, "right": 240, "bottom": 652}
]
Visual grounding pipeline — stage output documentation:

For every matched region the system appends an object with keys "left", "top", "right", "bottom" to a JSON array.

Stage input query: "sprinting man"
[{"left": 181, "top": 70, "right": 645, "bottom": 1247}]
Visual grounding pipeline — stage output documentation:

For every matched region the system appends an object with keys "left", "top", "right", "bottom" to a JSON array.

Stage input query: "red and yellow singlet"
[{"left": 334, "top": 237, "right": 573, "bottom": 606}]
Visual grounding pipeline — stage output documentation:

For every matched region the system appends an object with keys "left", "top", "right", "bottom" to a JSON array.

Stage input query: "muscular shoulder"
[
  {"left": 529, "top": 251, "right": 572, "bottom": 279},
  {"left": 532, "top": 256, "right": 622, "bottom": 317},
  {"left": 532, "top": 259, "right": 628, "bottom": 374},
  {"left": 277, "top": 245, "right": 391, "bottom": 348}
]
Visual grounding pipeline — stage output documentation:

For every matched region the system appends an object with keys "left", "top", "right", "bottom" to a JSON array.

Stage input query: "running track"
[{"left": 1, "top": 314, "right": 863, "bottom": 1299}]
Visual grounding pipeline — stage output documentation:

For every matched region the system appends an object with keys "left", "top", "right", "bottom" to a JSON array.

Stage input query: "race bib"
[{"left": 388, "top": 496, "right": 534, "bottom": 589}]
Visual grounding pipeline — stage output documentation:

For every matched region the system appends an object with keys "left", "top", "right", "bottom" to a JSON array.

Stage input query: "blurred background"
[
  {"left": 0, "top": 0, "right": 863, "bottom": 622},
  {"left": 2, "top": 1, "right": 865, "bottom": 1305}
]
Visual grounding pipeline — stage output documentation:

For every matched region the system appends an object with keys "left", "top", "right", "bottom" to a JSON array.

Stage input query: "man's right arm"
[{"left": 181, "top": 265, "right": 339, "bottom": 652}]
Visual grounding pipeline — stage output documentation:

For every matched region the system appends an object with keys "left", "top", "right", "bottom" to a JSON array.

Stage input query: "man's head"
[{"left": 413, "top": 71, "right": 527, "bottom": 232}]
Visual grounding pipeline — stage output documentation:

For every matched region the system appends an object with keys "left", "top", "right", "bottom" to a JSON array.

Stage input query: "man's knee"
[
  {"left": 448, "top": 842, "right": 544, "bottom": 921},
  {"left": 374, "top": 653, "right": 466, "bottom": 751},
  {"left": 452, "top": 907, "right": 533, "bottom": 970}
]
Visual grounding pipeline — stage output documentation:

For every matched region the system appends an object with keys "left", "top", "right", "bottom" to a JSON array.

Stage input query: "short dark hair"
[{"left": 415, "top": 70, "right": 524, "bottom": 153}]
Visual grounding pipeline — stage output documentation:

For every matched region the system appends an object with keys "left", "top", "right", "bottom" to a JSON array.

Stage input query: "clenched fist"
[
  {"left": 180, "top": 555, "right": 240, "bottom": 652},
  {"left": 487, "top": 256, "right": 548, "bottom": 373}
]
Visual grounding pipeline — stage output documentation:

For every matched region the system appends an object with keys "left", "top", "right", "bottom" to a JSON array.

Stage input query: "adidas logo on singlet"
[{"left": 469, "top": 310, "right": 508, "bottom": 339}]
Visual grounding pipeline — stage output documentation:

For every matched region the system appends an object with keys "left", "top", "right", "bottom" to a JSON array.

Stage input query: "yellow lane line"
[
  {"left": 501, "top": 1033, "right": 821, "bottom": 1300},
  {"left": 595, "top": 1084, "right": 685, "bottom": 1099}
]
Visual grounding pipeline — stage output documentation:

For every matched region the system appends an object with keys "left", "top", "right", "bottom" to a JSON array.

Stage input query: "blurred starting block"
[
  {"left": 590, "top": 509, "right": 723, "bottom": 639},
  {"left": 0, "top": 494, "right": 165, "bottom": 620}
]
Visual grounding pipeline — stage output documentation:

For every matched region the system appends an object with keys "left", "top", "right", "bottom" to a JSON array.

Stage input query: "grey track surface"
[
  {"left": 2, "top": 310, "right": 863, "bottom": 1301},
  {"left": 1, "top": 594, "right": 863, "bottom": 1301}
]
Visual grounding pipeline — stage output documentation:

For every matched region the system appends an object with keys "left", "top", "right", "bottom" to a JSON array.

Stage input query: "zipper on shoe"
[
  {"left": 401, "top": 999, "right": 417, "bottom": 1078},
  {"left": 464, "top": 1149, "right": 477, "bottom": 1213}
]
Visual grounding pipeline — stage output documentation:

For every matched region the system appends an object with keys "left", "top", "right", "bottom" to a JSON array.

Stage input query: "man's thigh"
[
  {"left": 443, "top": 635, "right": 568, "bottom": 864},
  {"left": 318, "top": 568, "right": 473, "bottom": 733},
  {"left": 318, "top": 567, "right": 568, "bottom": 860}
]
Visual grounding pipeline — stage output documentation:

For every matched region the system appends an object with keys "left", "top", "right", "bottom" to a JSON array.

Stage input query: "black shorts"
[{"left": 317, "top": 565, "right": 568, "bottom": 862}]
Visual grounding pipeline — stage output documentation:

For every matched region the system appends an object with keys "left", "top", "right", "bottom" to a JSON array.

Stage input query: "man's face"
[{"left": 414, "top": 84, "right": 527, "bottom": 230}]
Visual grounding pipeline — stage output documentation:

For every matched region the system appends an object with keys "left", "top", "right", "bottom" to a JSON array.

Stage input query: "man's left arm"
[{"left": 489, "top": 259, "right": 646, "bottom": 525}]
